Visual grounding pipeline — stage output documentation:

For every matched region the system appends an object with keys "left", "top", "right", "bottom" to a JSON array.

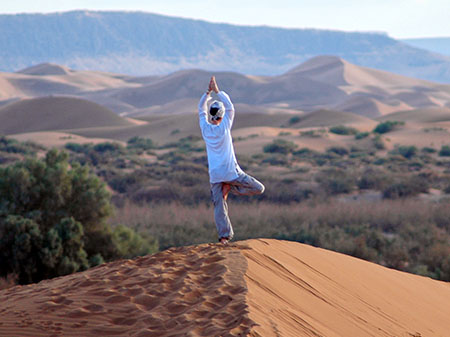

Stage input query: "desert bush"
[
  {"left": 288, "top": 116, "right": 301, "bottom": 125},
  {"left": 326, "top": 146, "right": 349, "bottom": 156},
  {"left": 292, "top": 148, "right": 319, "bottom": 161},
  {"left": 299, "top": 130, "right": 323, "bottom": 138},
  {"left": 112, "top": 224, "right": 158, "bottom": 259},
  {"left": 439, "top": 145, "right": 450, "bottom": 157},
  {"left": 65, "top": 142, "right": 90, "bottom": 153},
  {"left": 315, "top": 168, "right": 356, "bottom": 195},
  {"left": 382, "top": 175, "right": 429, "bottom": 199},
  {"left": 372, "top": 134, "right": 385, "bottom": 150},
  {"left": 93, "top": 142, "right": 125, "bottom": 154},
  {"left": 358, "top": 167, "right": 390, "bottom": 190},
  {"left": 373, "top": 120, "right": 404, "bottom": 134},
  {"left": 329, "top": 125, "right": 358, "bottom": 135},
  {"left": 422, "top": 146, "right": 437, "bottom": 154},
  {"left": 395, "top": 146, "right": 418, "bottom": 159},
  {"left": 263, "top": 139, "right": 298, "bottom": 154},
  {"left": 355, "top": 132, "right": 370, "bottom": 140},
  {"left": 127, "top": 136, "right": 155, "bottom": 151},
  {"left": 0, "top": 137, "right": 43, "bottom": 155}
]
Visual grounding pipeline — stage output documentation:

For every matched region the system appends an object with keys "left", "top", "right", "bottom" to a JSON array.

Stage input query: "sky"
[{"left": 1, "top": 0, "right": 449, "bottom": 39}]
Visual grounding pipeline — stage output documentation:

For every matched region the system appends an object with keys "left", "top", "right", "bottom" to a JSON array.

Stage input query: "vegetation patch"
[
  {"left": 329, "top": 125, "right": 358, "bottom": 135},
  {"left": 373, "top": 120, "right": 404, "bottom": 134}
]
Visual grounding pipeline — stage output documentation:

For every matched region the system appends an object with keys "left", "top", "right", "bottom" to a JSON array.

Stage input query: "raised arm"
[
  {"left": 198, "top": 88, "right": 211, "bottom": 129},
  {"left": 210, "top": 76, "right": 235, "bottom": 128}
]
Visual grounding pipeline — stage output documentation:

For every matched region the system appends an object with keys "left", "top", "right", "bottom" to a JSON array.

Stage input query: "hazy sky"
[{"left": 1, "top": 0, "right": 449, "bottom": 39}]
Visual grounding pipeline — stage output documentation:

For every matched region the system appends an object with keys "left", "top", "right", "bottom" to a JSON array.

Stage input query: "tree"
[{"left": 0, "top": 149, "right": 157, "bottom": 284}]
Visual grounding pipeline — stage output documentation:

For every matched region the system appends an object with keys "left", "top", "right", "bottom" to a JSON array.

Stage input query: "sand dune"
[
  {"left": 2, "top": 57, "right": 450, "bottom": 119},
  {"left": 378, "top": 106, "right": 450, "bottom": 123},
  {"left": 1, "top": 239, "right": 449, "bottom": 337},
  {"left": 2, "top": 57, "right": 450, "bottom": 147},
  {"left": 0, "top": 243, "right": 253, "bottom": 337},
  {"left": 0, "top": 96, "right": 133, "bottom": 135},
  {"left": 66, "top": 112, "right": 296, "bottom": 144},
  {"left": 17, "top": 63, "right": 73, "bottom": 76},
  {"left": 293, "top": 109, "right": 376, "bottom": 129},
  {"left": 244, "top": 239, "right": 450, "bottom": 336},
  {"left": 333, "top": 95, "right": 413, "bottom": 118}
]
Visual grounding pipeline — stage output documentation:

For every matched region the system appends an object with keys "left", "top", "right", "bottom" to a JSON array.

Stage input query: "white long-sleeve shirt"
[{"left": 198, "top": 91, "right": 243, "bottom": 183}]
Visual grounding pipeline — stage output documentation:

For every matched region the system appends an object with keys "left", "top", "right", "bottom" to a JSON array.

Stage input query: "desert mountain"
[
  {"left": 1, "top": 11, "right": 450, "bottom": 82},
  {"left": 1, "top": 239, "right": 449, "bottom": 336}
]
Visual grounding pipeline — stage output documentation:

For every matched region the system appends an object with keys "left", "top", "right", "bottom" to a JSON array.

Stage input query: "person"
[{"left": 198, "top": 76, "right": 265, "bottom": 245}]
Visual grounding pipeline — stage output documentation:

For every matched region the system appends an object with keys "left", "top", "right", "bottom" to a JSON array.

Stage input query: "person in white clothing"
[{"left": 198, "top": 76, "right": 265, "bottom": 245}]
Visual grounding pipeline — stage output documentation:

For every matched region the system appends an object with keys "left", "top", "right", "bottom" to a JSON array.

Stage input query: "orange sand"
[{"left": 0, "top": 239, "right": 449, "bottom": 337}]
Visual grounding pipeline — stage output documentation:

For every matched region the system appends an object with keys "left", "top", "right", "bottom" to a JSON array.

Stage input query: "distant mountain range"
[
  {"left": 402, "top": 37, "right": 450, "bottom": 57},
  {"left": 1, "top": 11, "right": 450, "bottom": 83}
]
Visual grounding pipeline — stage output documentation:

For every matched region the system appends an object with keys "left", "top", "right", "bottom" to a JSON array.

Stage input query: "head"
[{"left": 209, "top": 100, "right": 225, "bottom": 125}]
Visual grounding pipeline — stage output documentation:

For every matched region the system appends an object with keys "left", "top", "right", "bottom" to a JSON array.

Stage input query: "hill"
[
  {"left": 1, "top": 11, "right": 450, "bottom": 82},
  {"left": 0, "top": 96, "right": 133, "bottom": 135},
  {"left": 0, "top": 239, "right": 449, "bottom": 336}
]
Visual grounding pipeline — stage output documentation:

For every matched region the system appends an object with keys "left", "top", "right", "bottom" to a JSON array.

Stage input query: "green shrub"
[
  {"left": 396, "top": 146, "right": 418, "bottom": 159},
  {"left": 373, "top": 121, "right": 404, "bottom": 134},
  {"left": 65, "top": 142, "right": 90, "bottom": 154},
  {"left": 127, "top": 136, "right": 155, "bottom": 151},
  {"left": 0, "top": 149, "right": 156, "bottom": 285},
  {"left": 355, "top": 132, "right": 370, "bottom": 140},
  {"left": 326, "top": 146, "right": 349, "bottom": 156},
  {"left": 93, "top": 142, "right": 125, "bottom": 154},
  {"left": 112, "top": 225, "right": 158, "bottom": 259},
  {"left": 422, "top": 147, "right": 437, "bottom": 153},
  {"left": 263, "top": 139, "right": 298, "bottom": 155},
  {"left": 299, "top": 130, "right": 322, "bottom": 138},
  {"left": 288, "top": 116, "right": 301, "bottom": 125},
  {"left": 329, "top": 125, "right": 358, "bottom": 135},
  {"left": 293, "top": 147, "right": 316, "bottom": 157},
  {"left": 0, "top": 136, "right": 43, "bottom": 155},
  {"left": 439, "top": 145, "right": 450, "bottom": 157}
]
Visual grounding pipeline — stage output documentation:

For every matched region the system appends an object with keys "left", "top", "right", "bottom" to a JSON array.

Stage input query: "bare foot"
[
  {"left": 222, "top": 183, "right": 231, "bottom": 201},
  {"left": 219, "top": 237, "right": 229, "bottom": 245}
]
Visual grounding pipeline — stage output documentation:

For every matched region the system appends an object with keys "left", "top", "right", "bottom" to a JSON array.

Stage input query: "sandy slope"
[
  {"left": 244, "top": 239, "right": 450, "bottom": 337},
  {"left": 1, "top": 239, "right": 449, "bottom": 337},
  {"left": 0, "top": 244, "right": 254, "bottom": 337},
  {"left": 0, "top": 96, "right": 133, "bottom": 135}
]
